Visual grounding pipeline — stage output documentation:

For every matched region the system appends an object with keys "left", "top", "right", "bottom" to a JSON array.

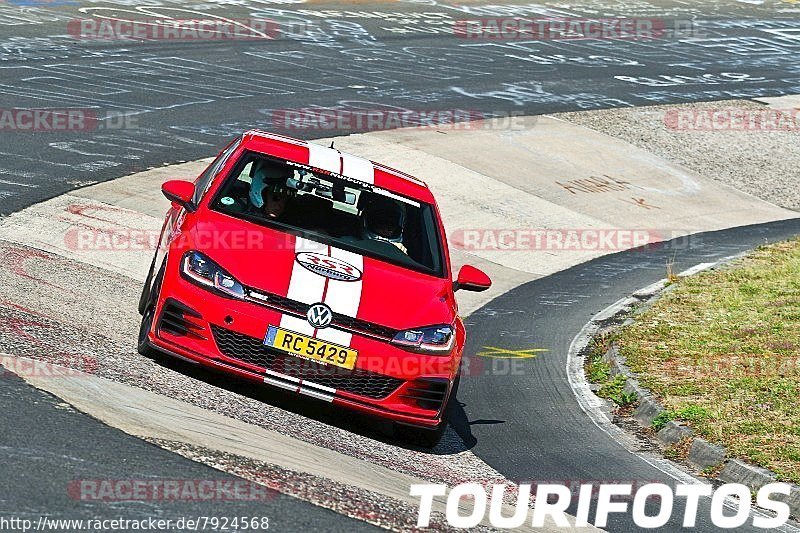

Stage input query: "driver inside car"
[
  {"left": 248, "top": 159, "right": 294, "bottom": 220},
  {"left": 360, "top": 196, "right": 408, "bottom": 254}
]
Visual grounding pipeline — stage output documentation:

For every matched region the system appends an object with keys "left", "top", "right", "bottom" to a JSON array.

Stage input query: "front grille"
[
  {"left": 330, "top": 314, "right": 398, "bottom": 340},
  {"left": 253, "top": 292, "right": 307, "bottom": 315},
  {"left": 211, "top": 325, "right": 404, "bottom": 400},
  {"left": 246, "top": 289, "right": 399, "bottom": 340}
]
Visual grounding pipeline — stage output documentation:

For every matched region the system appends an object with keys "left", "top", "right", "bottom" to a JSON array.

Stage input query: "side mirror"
[
  {"left": 162, "top": 180, "right": 196, "bottom": 211},
  {"left": 454, "top": 265, "right": 492, "bottom": 292}
]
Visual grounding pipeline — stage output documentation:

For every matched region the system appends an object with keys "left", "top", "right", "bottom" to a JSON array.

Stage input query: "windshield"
[{"left": 209, "top": 151, "right": 446, "bottom": 277}]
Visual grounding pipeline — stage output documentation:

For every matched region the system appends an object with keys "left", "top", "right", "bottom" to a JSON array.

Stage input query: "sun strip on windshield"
[{"left": 283, "top": 159, "right": 422, "bottom": 208}]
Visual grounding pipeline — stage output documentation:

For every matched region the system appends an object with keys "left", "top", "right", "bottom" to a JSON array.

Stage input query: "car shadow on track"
[
  {"left": 446, "top": 398, "right": 504, "bottom": 452},
  {"left": 148, "top": 351, "right": 487, "bottom": 455}
]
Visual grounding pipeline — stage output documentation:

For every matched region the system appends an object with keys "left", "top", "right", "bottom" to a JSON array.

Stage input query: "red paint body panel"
[{"left": 144, "top": 131, "right": 470, "bottom": 429}]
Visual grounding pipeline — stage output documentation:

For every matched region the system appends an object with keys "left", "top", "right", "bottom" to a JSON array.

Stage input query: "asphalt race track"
[
  {"left": 2, "top": 0, "right": 800, "bottom": 531},
  {"left": 0, "top": 371, "right": 377, "bottom": 531},
  {"left": 456, "top": 218, "right": 800, "bottom": 532},
  {"left": 2, "top": 0, "right": 800, "bottom": 215}
]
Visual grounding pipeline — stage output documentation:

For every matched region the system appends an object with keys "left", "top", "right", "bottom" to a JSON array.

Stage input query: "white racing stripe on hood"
[
  {"left": 316, "top": 247, "right": 364, "bottom": 347},
  {"left": 280, "top": 236, "right": 326, "bottom": 336},
  {"left": 280, "top": 238, "right": 365, "bottom": 348},
  {"left": 307, "top": 143, "right": 341, "bottom": 174}
]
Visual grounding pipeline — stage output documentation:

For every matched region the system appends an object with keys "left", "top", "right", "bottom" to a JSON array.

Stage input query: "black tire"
[
  {"left": 137, "top": 264, "right": 164, "bottom": 358},
  {"left": 138, "top": 254, "right": 158, "bottom": 315},
  {"left": 137, "top": 304, "right": 158, "bottom": 358}
]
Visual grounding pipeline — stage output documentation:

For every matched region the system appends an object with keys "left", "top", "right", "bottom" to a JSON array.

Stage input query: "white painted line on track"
[
  {"left": 677, "top": 262, "right": 716, "bottom": 277},
  {"left": 0, "top": 178, "right": 38, "bottom": 188}
]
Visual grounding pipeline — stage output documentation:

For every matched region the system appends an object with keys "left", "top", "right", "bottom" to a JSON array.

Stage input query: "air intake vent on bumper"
[
  {"left": 400, "top": 378, "right": 449, "bottom": 412},
  {"left": 157, "top": 299, "right": 206, "bottom": 340}
]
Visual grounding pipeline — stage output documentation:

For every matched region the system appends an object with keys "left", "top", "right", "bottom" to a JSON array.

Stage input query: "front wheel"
[
  {"left": 137, "top": 264, "right": 164, "bottom": 358},
  {"left": 137, "top": 304, "right": 157, "bottom": 358},
  {"left": 138, "top": 253, "right": 158, "bottom": 315}
]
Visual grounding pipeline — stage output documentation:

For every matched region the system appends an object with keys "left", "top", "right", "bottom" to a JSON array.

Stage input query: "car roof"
[{"left": 240, "top": 130, "right": 436, "bottom": 204}]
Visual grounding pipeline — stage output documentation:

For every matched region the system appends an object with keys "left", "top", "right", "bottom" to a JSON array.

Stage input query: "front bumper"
[{"left": 148, "top": 273, "right": 459, "bottom": 429}]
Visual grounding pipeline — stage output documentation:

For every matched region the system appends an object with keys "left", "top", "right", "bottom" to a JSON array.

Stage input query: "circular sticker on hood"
[{"left": 296, "top": 252, "right": 362, "bottom": 282}]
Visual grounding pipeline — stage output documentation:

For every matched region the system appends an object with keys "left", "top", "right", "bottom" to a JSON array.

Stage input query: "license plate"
[{"left": 264, "top": 326, "right": 358, "bottom": 370}]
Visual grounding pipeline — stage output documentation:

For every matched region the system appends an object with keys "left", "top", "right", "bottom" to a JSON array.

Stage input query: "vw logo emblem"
[{"left": 307, "top": 303, "right": 333, "bottom": 329}]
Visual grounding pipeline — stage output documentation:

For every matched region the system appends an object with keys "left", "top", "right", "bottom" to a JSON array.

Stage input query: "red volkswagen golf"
[{"left": 137, "top": 130, "right": 491, "bottom": 446}]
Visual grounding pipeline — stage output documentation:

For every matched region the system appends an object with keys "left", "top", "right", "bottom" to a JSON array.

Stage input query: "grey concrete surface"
[
  {"left": 656, "top": 422, "right": 694, "bottom": 447},
  {"left": 558, "top": 101, "right": 800, "bottom": 210},
  {"left": 0, "top": 367, "right": 377, "bottom": 531},
  {"left": 688, "top": 439, "right": 727, "bottom": 471}
]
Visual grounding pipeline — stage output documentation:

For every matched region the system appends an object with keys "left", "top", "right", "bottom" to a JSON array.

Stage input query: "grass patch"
[
  {"left": 651, "top": 411, "right": 674, "bottom": 432},
  {"left": 665, "top": 255, "right": 681, "bottom": 285},
  {"left": 598, "top": 375, "right": 638, "bottom": 406},
  {"left": 619, "top": 237, "right": 800, "bottom": 483},
  {"left": 664, "top": 437, "right": 693, "bottom": 461},
  {"left": 585, "top": 332, "right": 613, "bottom": 383},
  {"left": 651, "top": 405, "right": 712, "bottom": 432},
  {"left": 586, "top": 356, "right": 611, "bottom": 383},
  {"left": 584, "top": 333, "right": 638, "bottom": 407},
  {"left": 700, "top": 464, "right": 724, "bottom": 479}
]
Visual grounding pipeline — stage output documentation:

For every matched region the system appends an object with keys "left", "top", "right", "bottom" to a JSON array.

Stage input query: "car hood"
[{"left": 185, "top": 213, "right": 455, "bottom": 330}]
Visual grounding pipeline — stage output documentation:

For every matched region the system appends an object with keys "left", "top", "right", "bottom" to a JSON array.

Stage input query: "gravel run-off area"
[{"left": 557, "top": 100, "right": 800, "bottom": 212}]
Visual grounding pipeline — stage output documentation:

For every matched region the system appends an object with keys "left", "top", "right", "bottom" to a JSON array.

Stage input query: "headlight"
[
  {"left": 182, "top": 251, "right": 246, "bottom": 299},
  {"left": 391, "top": 324, "right": 455, "bottom": 354}
]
